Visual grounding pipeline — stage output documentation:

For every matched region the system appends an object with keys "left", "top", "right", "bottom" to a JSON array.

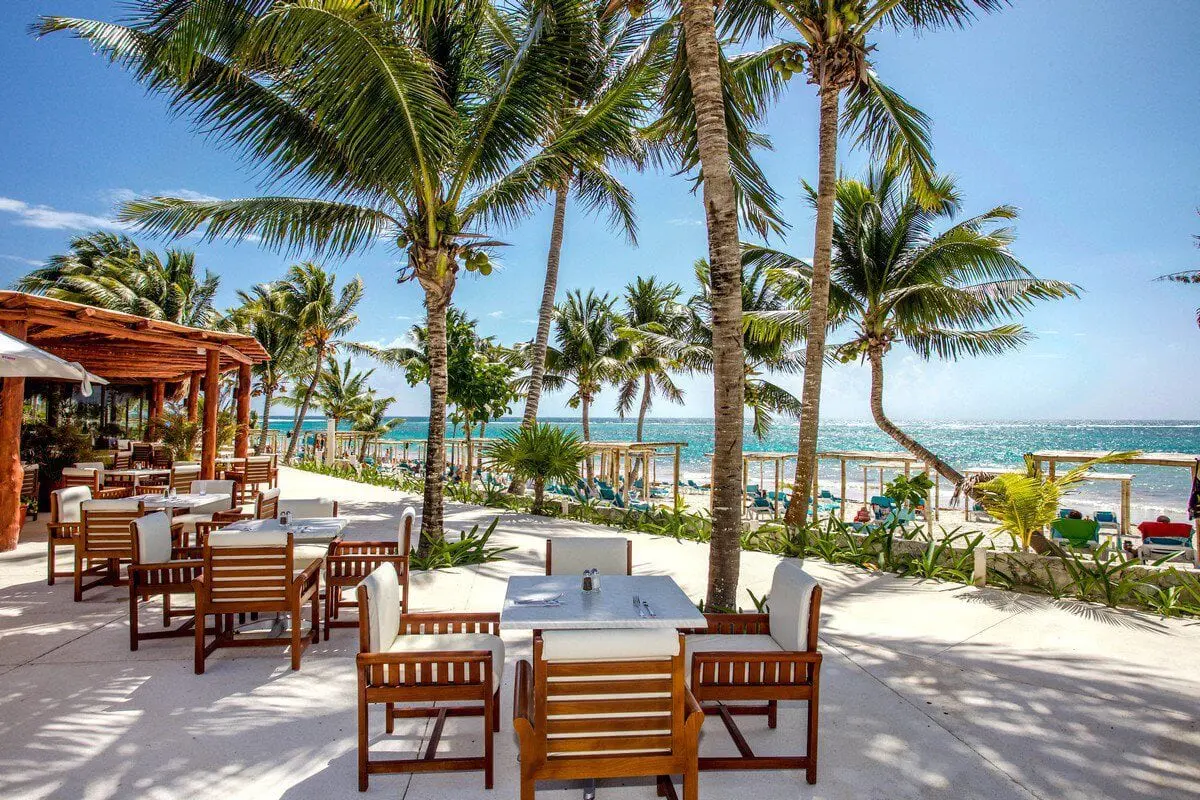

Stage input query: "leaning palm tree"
[
  {"left": 718, "top": 0, "right": 1007, "bottom": 523},
  {"left": 225, "top": 282, "right": 301, "bottom": 453},
  {"left": 39, "top": 0, "right": 618, "bottom": 552},
  {"left": 684, "top": 259, "right": 803, "bottom": 439},
  {"left": 17, "top": 231, "right": 219, "bottom": 326},
  {"left": 750, "top": 167, "right": 1077, "bottom": 490},
  {"left": 544, "top": 290, "right": 631, "bottom": 481},
  {"left": 616, "top": 277, "right": 688, "bottom": 441}
]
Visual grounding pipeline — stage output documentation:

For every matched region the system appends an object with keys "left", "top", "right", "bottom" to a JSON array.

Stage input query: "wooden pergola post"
[
  {"left": 186, "top": 370, "right": 201, "bottom": 422},
  {"left": 201, "top": 349, "right": 220, "bottom": 479},
  {"left": 672, "top": 445, "right": 681, "bottom": 509},
  {"left": 149, "top": 380, "right": 165, "bottom": 435},
  {"left": 235, "top": 363, "right": 251, "bottom": 459},
  {"left": 0, "top": 319, "right": 27, "bottom": 551}
]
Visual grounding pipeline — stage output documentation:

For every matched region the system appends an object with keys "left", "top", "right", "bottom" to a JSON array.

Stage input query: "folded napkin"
[{"left": 513, "top": 592, "right": 563, "bottom": 606}]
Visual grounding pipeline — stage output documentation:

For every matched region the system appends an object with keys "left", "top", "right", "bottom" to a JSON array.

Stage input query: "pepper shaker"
[{"left": 582, "top": 569, "right": 594, "bottom": 592}]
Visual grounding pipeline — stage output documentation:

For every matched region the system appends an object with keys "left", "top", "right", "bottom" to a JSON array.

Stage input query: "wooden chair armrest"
[
  {"left": 689, "top": 612, "right": 771, "bottom": 635},
  {"left": 513, "top": 658, "right": 534, "bottom": 724},
  {"left": 399, "top": 611, "right": 501, "bottom": 636},
  {"left": 213, "top": 509, "right": 252, "bottom": 523},
  {"left": 692, "top": 650, "right": 821, "bottom": 664},
  {"left": 172, "top": 546, "right": 203, "bottom": 560},
  {"left": 293, "top": 560, "right": 322, "bottom": 588},
  {"left": 138, "top": 486, "right": 167, "bottom": 496},
  {"left": 684, "top": 687, "right": 704, "bottom": 720},
  {"left": 95, "top": 486, "right": 133, "bottom": 499},
  {"left": 47, "top": 521, "right": 81, "bottom": 536}
]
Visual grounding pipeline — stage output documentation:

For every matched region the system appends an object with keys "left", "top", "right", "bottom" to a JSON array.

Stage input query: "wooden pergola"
[
  {"left": 0, "top": 292, "right": 269, "bottom": 548},
  {"left": 585, "top": 441, "right": 685, "bottom": 506}
]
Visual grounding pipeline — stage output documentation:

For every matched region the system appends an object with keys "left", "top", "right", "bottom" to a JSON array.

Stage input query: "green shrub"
[{"left": 408, "top": 517, "right": 515, "bottom": 570}]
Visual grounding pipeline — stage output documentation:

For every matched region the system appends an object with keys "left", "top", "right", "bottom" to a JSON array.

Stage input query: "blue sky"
[{"left": 1, "top": 1, "right": 1198, "bottom": 421}]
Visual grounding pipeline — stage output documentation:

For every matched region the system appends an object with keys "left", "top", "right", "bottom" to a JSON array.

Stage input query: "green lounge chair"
[{"left": 1050, "top": 518, "right": 1100, "bottom": 548}]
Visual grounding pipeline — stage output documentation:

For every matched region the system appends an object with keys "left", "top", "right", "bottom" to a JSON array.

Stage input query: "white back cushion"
[
  {"left": 548, "top": 537, "right": 629, "bottom": 576},
  {"left": 541, "top": 628, "right": 679, "bottom": 662},
  {"left": 768, "top": 560, "right": 819, "bottom": 652},
  {"left": 360, "top": 563, "right": 401, "bottom": 653},
  {"left": 192, "top": 480, "right": 235, "bottom": 506},
  {"left": 134, "top": 512, "right": 174, "bottom": 564},
  {"left": 400, "top": 506, "right": 417, "bottom": 550},
  {"left": 81, "top": 498, "right": 142, "bottom": 512},
  {"left": 54, "top": 486, "right": 92, "bottom": 523},
  {"left": 75, "top": 461, "right": 105, "bottom": 478},
  {"left": 279, "top": 498, "right": 336, "bottom": 518},
  {"left": 209, "top": 530, "right": 287, "bottom": 548}
]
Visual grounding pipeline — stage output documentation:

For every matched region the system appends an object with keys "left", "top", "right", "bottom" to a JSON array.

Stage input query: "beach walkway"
[{"left": 0, "top": 466, "right": 1196, "bottom": 800}]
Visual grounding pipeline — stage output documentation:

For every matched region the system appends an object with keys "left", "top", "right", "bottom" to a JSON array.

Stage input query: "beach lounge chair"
[
  {"left": 1094, "top": 510, "right": 1119, "bottom": 531},
  {"left": 1136, "top": 520, "right": 1196, "bottom": 563},
  {"left": 750, "top": 496, "right": 775, "bottom": 518},
  {"left": 1050, "top": 518, "right": 1100, "bottom": 549},
  {"left": 514, "top": 629, "right": 703, "bottom": 800},
  {"left": 1058, "top": 508, "right": 1078, "bottom": 519},
  {"left": 685, "top": 560, "right": 822, "bottom": 783}
]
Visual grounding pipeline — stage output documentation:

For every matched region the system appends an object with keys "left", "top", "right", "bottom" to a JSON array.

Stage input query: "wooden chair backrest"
[
  {"left": 255, "top": 489, "right": 280, "bottom": 519},
  {"left": 80, "top": 501, "right": 145, "bottom": 559},
  {"left": 131, "top": 443, "right": 153, "bottom": 466},
  {"left": 113, "top": 451, "right": 132, "bottom": 470},
  {"left": 202, "top": 532, "right": 294, "bottom": 613},
  {"left": 20, "top": 464, "right": 38, "bottom": 498},
  {"left": 243, "top": 456, "right": 274, "bottom": 484},
  {"left": 531, "top": 633, "right": 685, "bottom": 763},
  {"left": 151, "top": 446, "right": 173, "bottom": 469},
  {"left": 170, "top": 465, "right": 201, "bottom": 493},
  {"left": 62, "top": 468, "right": 101, "bottom": 492},
  {"left": 545, "top": 537, "right": 632, "bottom": 576},
  {"left": 51, "top": 486, "right": 92, "bottom": 525}
]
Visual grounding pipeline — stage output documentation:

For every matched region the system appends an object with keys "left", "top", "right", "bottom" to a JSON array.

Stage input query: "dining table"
[
  {"left": 134, "top": 492, "right": 233, "bottom": 515},
  {"left": 209, "top": 516, "right": 350, "bottom": 545},
  {"left": 499, "top": 575, "right": 707, "bottom": 631},
  {"left": 106, "top": 468, "right": 171, "bottom": 490}
]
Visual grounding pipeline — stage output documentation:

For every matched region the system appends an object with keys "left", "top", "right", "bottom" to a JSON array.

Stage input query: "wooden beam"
[
  {"left": 0, "top": 319, "right": 27, "bottom": 551},
  {"left": 186, "top": 370, "right": 201, "bottom": 422},
  {"left": 201, "top": 350, "right": 220, "bottom": 480},
  {"left": 235, "top": 363, "right": 251, "bottom": 459},
  {"left": 20, "top": 314, "right": 255, "bottom": 365}
]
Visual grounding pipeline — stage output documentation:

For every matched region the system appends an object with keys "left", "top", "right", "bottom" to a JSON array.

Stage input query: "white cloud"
[
  {"left": 520, "top": 318, "right": 538, "bottom": 324},
  {"left": 667, "top": 217, "right": 703, "bottom": 227},
  {"left": 0, "top": 196, "right": 119, "bottom": 231},
  {"left": 487, "top": 310, "right": 504, "bottom": 318},
  {"left": 361, "top": 335, "right": 415, "bottom": 351},
  {"left": 395, "top": 314, "right": 414, "bottom": 321},
  {"left": 0, "top": 254, "right": 42, "bottom": 266}
]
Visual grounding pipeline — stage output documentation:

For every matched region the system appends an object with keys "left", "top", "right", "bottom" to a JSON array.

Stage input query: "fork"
[{"left": 633, "top": 593, "right": 645, "bottom": 618}]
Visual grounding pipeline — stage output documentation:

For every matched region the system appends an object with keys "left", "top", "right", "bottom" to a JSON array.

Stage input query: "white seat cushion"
[
  {"left": 293, "top": 543, "right": 329, "bottom": 572},
  {"left": 171, "top": 513, "right": 211, "bottom": 535},
  {"left": 541, "top": 628, "right": 679, "bottom": 662},
  {"left": 53, "top": 486, "right": 92, "bottom": 524},
  {"left": 767, "top": 560, "right": 818, "bottom": 652},
  {"left": 548, "top": 537, "right": 629, "bottom": 576},
  {"left": 385, "top": 633, "right": 505, "bottom": 691},
  {"left": 684, "top": 634, "right": 783, "bottom": 686}
]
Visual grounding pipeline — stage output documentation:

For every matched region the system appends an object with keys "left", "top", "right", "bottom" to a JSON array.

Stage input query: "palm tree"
[
  {"left": 514, "top": 4, "right": 669, "bottom": 431},
  {"left": 313, "top": 356, "right": 374, "bottom": 465},
  {"left": 487, "top": 423, "right": 589, "bottom": 513},
  {"left": 751, "top": 167, "right": 1077, "bottom": 489},
  {"left": 718, "top": 0, "right": 1006, "bottom": 524},
  {"left": 684, "top": 260, "right": 803, "bottom": 439},
  {"left": 616, "top": 277, "right": 687, "bottom": 441},
  {"left": 17, "top": 231, "right": 219, "bottom": 326},
  {"left": 271, "top": 264, "right": 365, "bottom": 463},
  {"left": 352, "top": 396, "right": 402, "bottom": 463},
  {"left": 544, "top": 290, "right": 631, "bottom": 481},
  {"left": 225, "top": 283, "right": 300, "bottom": 453},
  {"left": 40, "top": 0, "right": 622, "bottom": 552},
  {"left": 1156, "top": 213, "right": 1200, "bottom": 328}
]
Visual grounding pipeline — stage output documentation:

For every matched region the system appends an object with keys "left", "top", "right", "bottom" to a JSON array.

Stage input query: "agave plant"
[{"left": 486, "top": 424, "right": 588, "bottom": 514}]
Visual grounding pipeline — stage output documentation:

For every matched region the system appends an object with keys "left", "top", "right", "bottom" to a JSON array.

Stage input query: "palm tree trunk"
[
  {"left": 868, "top": 345, "right": 963, "bottom": 487},
  {"left": 633, "top": 373, "right": 652, "bottom": 481},
  {"left": 258, "top": 386, "right": 274, "bottom": 454},
  {"left": 533, "top": 477, "right": 545, "bottom": 514},
  {"left": 419, "top": 291, "right": 450, "bottom": 554},
  {"left": 510, "top": 183, "right": 570, "bottom": 496},
  {"left": 284, "top": 348, "right": 325, "bottom": 462},
  {"left": 785, "top": 83, "right": 840, "bottom": 527},
  {"left": 680, "top": 0, "right": 744, "bottom": 611},
  {"left": 581, "top": 393, "right": 593, "bottom": 485},
  {"left": 521, "top": 182, "right": 569, "bottom": 428}
]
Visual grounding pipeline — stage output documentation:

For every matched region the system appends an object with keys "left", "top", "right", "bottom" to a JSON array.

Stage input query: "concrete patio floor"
[{"left": 1, "top": 466, "right": 1197, "bottom": 800}]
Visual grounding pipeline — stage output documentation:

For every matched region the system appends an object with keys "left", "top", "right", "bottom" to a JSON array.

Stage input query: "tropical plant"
[
  {"left": 486, "top": 424, "right": 589, "bottom": 513},
  {"left": 755, "top": 168, "right": 1077, "bottom": 491},
  {"left": 543, "top": 290, "right": 631, "bottom": 477},
  {"left": 616, "top": 277, "right": 688, "bottom": 442},
  {"left": 352, "top": 396, "right": 401, "bottom": 462},
  {"left": 38, "top": 0, "right": 629, "bottom": 554},
  {"left": 682, "top": 259, "right": 803, "bottom": 438},
  {"left": 973, "top": 452, "right": 1138, "bottom": 550},
  {"left": 884, "top": 472, "right": 934, "bottom": 511},
  {"left": 225, "top": 282, "right": 301, "bottom": 452},
  {"left": 17, "top": 231, "right": 219, "bottom": 326},
  {"left": 407, "top": 518, "right": 516, "bottom": 571},
  {"left": 719, "top": 0, "right": 1007, "bottom": 524},
  {"left": 893, "top": 528, "right": 984, "bottom": 582},
  {"left": 1058, "top": 542, "right": 1153, "bottom": 609},
  {"left": 156, "top": 408, "right": 201, "bottom": 461}
]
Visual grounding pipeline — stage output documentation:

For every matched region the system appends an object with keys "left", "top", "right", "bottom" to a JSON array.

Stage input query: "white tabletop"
[
  {"left": 109, "top": 468, "right": 171, "bottom": 477},
  {"left": 500, "top": 575, "right": 707, "bottom": 631},
  {"left": 213, "top": 517, "right": 348, "bottom": 544},
  {"left": 136, "top": 493, "right": 231, "bottom": 513}
]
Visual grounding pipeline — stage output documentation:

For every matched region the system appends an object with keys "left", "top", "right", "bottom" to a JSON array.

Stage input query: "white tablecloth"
[
  {"left": 212, "top": 517, "right": 348, "bottom": 544},
  {"left": 500, "top": 575, "right": 707, "bottom": 631}
]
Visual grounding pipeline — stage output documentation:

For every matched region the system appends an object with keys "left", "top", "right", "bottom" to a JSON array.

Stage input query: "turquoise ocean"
[{"left": 270, "top": 417, "right": 1200, "bottom": 519}]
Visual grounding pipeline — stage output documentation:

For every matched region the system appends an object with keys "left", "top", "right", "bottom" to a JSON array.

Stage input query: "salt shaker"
[
  {"left": 280, "top": 510, "right": 292, "bottom": 526},
  {"left": 592, "top": 569, "right": 601, "bottom": 592}
]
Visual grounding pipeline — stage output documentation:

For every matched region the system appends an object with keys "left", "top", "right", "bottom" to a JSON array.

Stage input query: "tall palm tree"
[
  {"left": 39, "top": 0, "right": 613, "bottom": 551},
  {"left": 313, "top": 355, "right": 374, "bottom": 464},
  {"left": 718, "top": 0, "right": 1006, "bottom": 524},
  {"left": 225, "top": 283, "right": 301, "bottom": 452},
  {"left": 544, "top": 290, "right": 631, "bottom": 480},
  {"left": 273, "top": 264, "right": 364, "bottom": 462},
  {"left": 17, "top": 231, "right": 219, "bottom": 326},
  {"left": 513, "top": 4, "right": 670, "bottom": 431},
  {"left": 683, "top": 260, "right": 803, "bottom": 439},
  {"left": 616, "top": 277, "right": 687, "bottom": 441},
  {"left": 750, "top": 167, "right": 1077, "bottom": 488}
]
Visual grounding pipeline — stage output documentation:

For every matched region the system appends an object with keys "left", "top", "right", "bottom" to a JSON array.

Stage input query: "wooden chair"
[
  {"left": 545, "top": 536, "right": 632, "bottom": 576},
  {"left": 355, "top": 563, "right": 503, "bottom": 791},
  {"left": 62, "top": 467, "right": 132, "bottom": 498},
  {"left": 113, "top": 450, "right": 132, "bottom": 471},
  {"left": 230, "top": 455, "right": 276, "bottom": 502},
  {"left": 169, "top": 464, "right": 201, "bottom": 494},
  {"left": 193, "top": 530, "right": 321, "bottom": 673},
  {"left": 131, "top": 442, "right": 153, "bottom": 469},
  {"left": 47, "top": 486, "right": 90, "bottom": 585},
  {"left": 75, "top": 499, "right": 146, "bottom": 601},
  {"left": 74, "top": 461, "right": 108, "bottom": 485},
  {"left": 171, "top": 479, "right": 237, "bottom": 546},
  {"left": 684, "top": 560, "right": 823, "bottom": 784},
  {"left": 325, "top": 506, "right": 412, "bottom": 640},
  {"left": 151, "top": 446, "right": 174, "bottom": 470},
  {"left": 20, "top": 464, "right": 39, "bottom": 521},
  {"left": 513, "top": 628, "right": 704, "bottom": 800},
  {"left": 128, "top": 511, "right": 203, "bottom": 651}
]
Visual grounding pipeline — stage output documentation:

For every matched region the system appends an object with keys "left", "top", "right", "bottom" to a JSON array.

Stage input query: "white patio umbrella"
[{"left": 0, "top": 330, "right": 108, "bottom": 397}]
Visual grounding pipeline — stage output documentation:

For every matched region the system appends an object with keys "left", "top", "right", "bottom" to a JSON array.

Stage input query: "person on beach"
[
  {"left": 854, "top": 506, "right": 871, "bottom": 524},
  {"left": 1156, "top": 514, "right": 1171, "bottom": 524},
  {"left": 1067, "top": 509, "right": 1083, "bottom": 519}
]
